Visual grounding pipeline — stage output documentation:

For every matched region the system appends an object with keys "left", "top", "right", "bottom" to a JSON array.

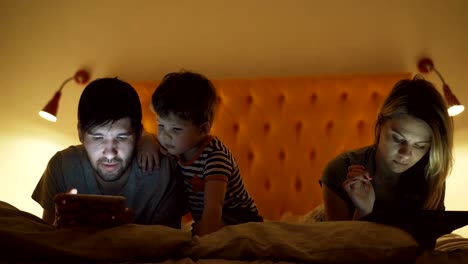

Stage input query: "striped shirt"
[{"left": 177, "top": 136, "right": 259, "bottom": 222}]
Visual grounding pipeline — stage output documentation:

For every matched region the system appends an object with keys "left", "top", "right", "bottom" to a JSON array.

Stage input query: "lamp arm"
[
  {"left": 432, "top": 67, "right": 447, "bottom": 85},
  {"left": 58, "top": 76, "right": 75, "bottom": 92}
]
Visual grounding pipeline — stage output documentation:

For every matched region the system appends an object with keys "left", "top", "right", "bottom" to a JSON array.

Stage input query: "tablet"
[
  {"left": 361, "top": 209, "right": 468, "bottom": 249},
  {"left": 54, "top": 193, "right": 132, "bottom": 228}
]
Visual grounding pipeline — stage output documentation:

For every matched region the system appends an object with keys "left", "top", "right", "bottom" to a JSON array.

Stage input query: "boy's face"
[
  {"left": 157, "top": 113, "right": 208, "bottom": 158},
  {"left": 79, "top": 117, "right": 136, "bottom": 182}
]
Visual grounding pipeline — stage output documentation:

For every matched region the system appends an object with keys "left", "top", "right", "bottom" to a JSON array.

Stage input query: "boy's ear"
[{"left": 200, "top": 122, "right": 212, "bottom": 135}]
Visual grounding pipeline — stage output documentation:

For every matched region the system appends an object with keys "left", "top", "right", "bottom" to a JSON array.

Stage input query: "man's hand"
[{"left": 342, "top": 165, "right": 375, "bottom": 219}]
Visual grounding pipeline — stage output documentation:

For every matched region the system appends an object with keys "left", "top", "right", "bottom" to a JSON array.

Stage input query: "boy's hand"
[
  {"left": 195, "top": 179, "right": 227, "bottom": 236},
  {"left": 137, "top": 132, "right": 162, "bottom": 172}
]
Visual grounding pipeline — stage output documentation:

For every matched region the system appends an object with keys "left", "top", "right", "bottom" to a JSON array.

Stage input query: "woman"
[{"left": 321, "top": 75, "right": 453, "bottom": 220}]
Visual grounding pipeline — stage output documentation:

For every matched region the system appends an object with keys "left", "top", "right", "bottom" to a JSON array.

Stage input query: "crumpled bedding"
[
  {"left": 436, "top": 233, "right": 468, "bottom": 251},
  {"left": 0, "top": 201, "right": 192, "bottom": 262},
  {"left": 1, "top": 201, "right": 468, "bottom": 264}
]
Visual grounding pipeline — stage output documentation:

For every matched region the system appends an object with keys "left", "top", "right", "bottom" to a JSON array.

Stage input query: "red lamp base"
[
  {"left": 74, "top": 69, "right": 90, "bottom": 85},
  {"left": 418, "top": 58, "right": 434, "bottom": 74}
]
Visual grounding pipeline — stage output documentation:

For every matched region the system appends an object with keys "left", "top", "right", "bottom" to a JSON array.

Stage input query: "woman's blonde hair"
[{"left": 374, "top": 75, "right": 453, "bottom": 209}]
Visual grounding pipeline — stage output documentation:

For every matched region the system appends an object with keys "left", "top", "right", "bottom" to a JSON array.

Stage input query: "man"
[{"left": 32, "top": 77, "right": 184, "bottom": 228}]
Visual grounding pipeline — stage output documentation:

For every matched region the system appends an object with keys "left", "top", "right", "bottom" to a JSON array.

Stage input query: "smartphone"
[{"left": 54, "top": 193, "right": 133, "bottom": 228}]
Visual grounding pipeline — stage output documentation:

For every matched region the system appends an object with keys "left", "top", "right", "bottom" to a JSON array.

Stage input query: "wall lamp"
[
  {"left": 39, "top": 70, "right": 91, "bottom": 122},
  {"left": 418, "top": 58, "right": 464, "bottom": 116}
]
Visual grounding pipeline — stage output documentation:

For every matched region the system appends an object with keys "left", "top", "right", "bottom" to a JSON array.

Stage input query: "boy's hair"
[
  {"left": 78, "top": 77, "right": 143, "bottom": 138},
  {"left": 151, "top": 71, "right": 217, "bottom": 126}
]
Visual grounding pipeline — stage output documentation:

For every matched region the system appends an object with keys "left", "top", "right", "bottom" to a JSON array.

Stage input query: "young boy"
[{"left": 151, "top": 70, "right": 262, "bottom": 236}]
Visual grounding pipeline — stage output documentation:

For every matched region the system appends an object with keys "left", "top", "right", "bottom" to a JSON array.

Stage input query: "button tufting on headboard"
[
  {"left": 310, "top": 149, "right": 316, "bottom": 160},
  {"left": 310, "top": 93, "right": 318, "bottom": 103},
  {"left": 278, "top": 150, "right": 286, "bottom": 162},
  {"left": 132, "top": 73, "right": 411, "bottom": 220},
  {"left": 246, "top": 95, "right": 254, "bottom": 105},
  {"left": 326, "top": 120, "right": 334, "bottom": 130},
  {"left": 263, "top": 123, "right": 271, "bottom": 133},
  {"left": 295, "top": 175, "right": 302, "bottom": 192},
  {"left": 232, "top": 123, "right": 239, "bottom": 134},
  {"left": 295, "top": 121, "right": 303, "bottom": 133},
  {"left": 357, "top": 120, "right": 366, "bottom": 130},
  {"left": 341, "top": 92, "right": 348, "bottom": 101},
  {"left": 278, "top": 93, "right": 286, "bottom": 105},
  {"left": 247, "top": 150, "right": 255, "bottom": 162},
  {"left": 264, "top": 179, "right": 271, "bottom": 191}
]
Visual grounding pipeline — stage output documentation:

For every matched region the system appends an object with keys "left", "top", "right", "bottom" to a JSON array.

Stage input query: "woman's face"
[{"left": 376, "top": 115, "right": 432, "bottom": 174}]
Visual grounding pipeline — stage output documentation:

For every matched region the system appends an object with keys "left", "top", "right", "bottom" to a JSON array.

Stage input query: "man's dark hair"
[{"left": 78, "top": 77, "right": 143, "bottom": 138}]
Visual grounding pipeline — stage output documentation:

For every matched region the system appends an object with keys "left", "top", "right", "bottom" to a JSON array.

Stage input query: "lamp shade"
[
  {"left": 39, "top": 69, "right": 90, "bottom": 122},
  {"left": 417, "top": 58, "right": 463, "bottom": 116},
  {"left": 38, "top": 90, "right": 62, "bottom": 122},
  {"left": 443, "top": 84, "right": 465, "bottom": 116}
]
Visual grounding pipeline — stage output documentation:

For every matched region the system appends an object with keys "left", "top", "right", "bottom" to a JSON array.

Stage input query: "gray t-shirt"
[
  {"left": 320, "top": 145, "right": 444, "bottom": 212},
  {"left": 32, "top": 145, "right": 185, "bottom": 227}
]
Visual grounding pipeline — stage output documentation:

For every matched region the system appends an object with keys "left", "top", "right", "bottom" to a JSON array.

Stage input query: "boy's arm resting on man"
[
  {"left": 137, "top": 130, "right": 162, "bottom": 172},
  {"left": 196, "top": 177, "right": 228, "bottom": 236}
]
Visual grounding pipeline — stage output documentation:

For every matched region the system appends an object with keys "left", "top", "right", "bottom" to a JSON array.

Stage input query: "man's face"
[{"left": 80, "top": 118, "right": 136, "bottom": 182}]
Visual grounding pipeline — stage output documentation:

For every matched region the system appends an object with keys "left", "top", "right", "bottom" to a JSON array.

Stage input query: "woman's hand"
[
  {"left": 342, "top": 165, "right": 375, "bottom": 219},
  {"left": 137, "top": 132, "right": 162, "bottom": 172}
]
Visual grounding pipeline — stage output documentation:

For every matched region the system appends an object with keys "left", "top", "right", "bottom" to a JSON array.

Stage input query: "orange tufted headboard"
[{"left": 132, "top": 73, "right": 411, "bottom": 221}]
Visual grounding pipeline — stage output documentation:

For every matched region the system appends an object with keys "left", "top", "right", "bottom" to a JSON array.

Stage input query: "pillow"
[
  {"left": 303, "top": 203, "right": 326, "bottom": 223},
  {"left": 436, "top": 233, "right": 468, "bottom": 251},
  {"left": 279, "top": 204, "right": 325, "bottom": 224},
  {"left": 190, "top": 221, "right": 420, "bottom": 263}
]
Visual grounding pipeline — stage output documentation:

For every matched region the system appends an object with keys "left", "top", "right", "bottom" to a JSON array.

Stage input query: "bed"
[
  {"left": 136, "top": 73, "right": 406, "bottom": 221},
  {"left": 2, "top": 73, "right": 468, "bottom": 263}
]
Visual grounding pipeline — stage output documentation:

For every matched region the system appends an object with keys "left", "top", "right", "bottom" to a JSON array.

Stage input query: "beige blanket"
[
  {"left": 1, "top": 201, "right": 468, "bottom": 264},
  {"left": 0, "top": 201, "right": 192, "bottom": 262}
]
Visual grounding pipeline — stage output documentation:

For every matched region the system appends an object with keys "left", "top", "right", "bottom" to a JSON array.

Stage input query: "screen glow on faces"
[
  {"left": 377, "top": 115, "right": 432, "bottom": 174},
  {"left": 81, "top": 118, "right": 136, "bottom": 181},
  {"left": 156, "top": 114, "right": 205, "bottom": 158}
]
